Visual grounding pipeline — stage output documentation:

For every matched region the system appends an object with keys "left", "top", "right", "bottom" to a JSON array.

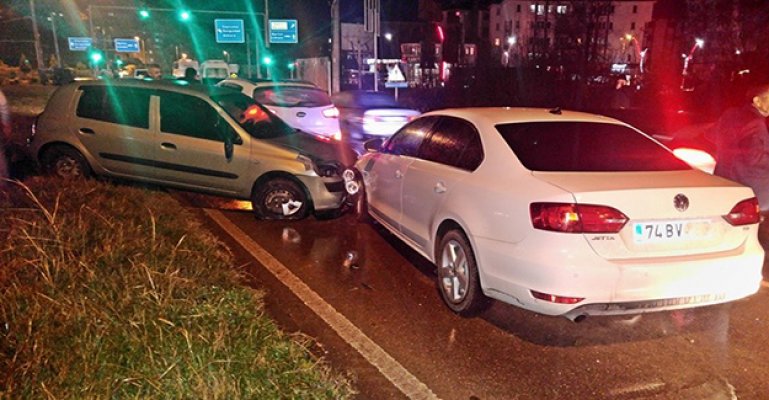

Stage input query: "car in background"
[
  {"left": 346, "top": 107, "right": 763, "bottom": 320},
  {"left": 601, "top": 108, "right": 717, "bottom": 173},
  {"left": 28, "top": 79, "right": 357, "bottom": 220},
  {"left": 217, "top": 78, "right": 341, "bottom": 141},
  {"left": 332, "top": 90, "right": 420, "bottom": 152}
]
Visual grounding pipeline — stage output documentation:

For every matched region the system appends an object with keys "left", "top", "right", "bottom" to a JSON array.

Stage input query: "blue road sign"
[
  {"left": 215, "top": 19, "right": 245, "bottom": 44},
  {"left": 114, "top": 38, "right": 140, "bottom": 53},
  {"left": 269, "top": 19, "right": 298, "bottom": 44},
  {"left": 68, "top": 37, "right": 93, "bottom": 51}
]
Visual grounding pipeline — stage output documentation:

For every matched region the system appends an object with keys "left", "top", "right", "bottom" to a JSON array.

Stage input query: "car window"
[
  {"left": 496, "top": 121, "right": 691, "bottom": 172},
  {"left": 219, "top": 82, "right": 243, "bottom": 92},
  {"left": 382, "top": 117, "right": 437, "bottom": 157},
  {"left": 253, "top": 86, "right": 332, "bottom": 107},
  {"left": 418, "top": 117, "right": 483, "bottom": 171},
  {"left": 159, "top": 91, "right": 221, "bottom": 141},
  {"left": 76, "top": 86, "right": 151, "bottom": 129},
  {"left": 212, "top": 92, "right": 295, "bottom": 139}
]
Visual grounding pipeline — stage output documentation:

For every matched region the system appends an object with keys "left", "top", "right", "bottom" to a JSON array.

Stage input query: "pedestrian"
[
  {"left": 0, "top": 88, "right": 11, "bottom": 184},
  {"left": 706, "top": 83, "right": 769, "bottom": 211},
  {"left": 182, "top": 67, "right": 199, "bottom": 83},
  {"left": 147, "top": 63, "right": 162, "bottom": 80}
]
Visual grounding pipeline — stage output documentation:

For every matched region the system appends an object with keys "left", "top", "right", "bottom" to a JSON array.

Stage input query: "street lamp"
[
  {"left": 681, "top": 38, "right": 704, "bottom": 90},
  {"left": 47, "top": 12, "right": 63, "bottom": 68}
]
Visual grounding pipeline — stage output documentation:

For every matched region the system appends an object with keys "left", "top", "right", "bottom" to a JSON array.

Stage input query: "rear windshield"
[
  {"left": 496, "top": 121, "right": 691, "bottom": 172},
  {"left": 253, "top": 86, "right": 331, "bottom": 107}
]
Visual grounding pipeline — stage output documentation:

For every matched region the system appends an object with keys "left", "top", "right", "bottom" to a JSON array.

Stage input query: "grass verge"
[{"left": 0, "top": 177, "right": 354, "bottom": 399}]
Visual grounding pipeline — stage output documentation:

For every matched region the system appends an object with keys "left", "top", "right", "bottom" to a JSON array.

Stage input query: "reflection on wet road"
[{"left": 175, "top": 190, "right": 769, "bottom": 400}]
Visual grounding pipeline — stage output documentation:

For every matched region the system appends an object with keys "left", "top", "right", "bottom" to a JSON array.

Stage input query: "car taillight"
[
  {"left": 322, "top": 107, "right": 339, "bottom": 118},
  {"left": 723, "top": 197, "right": 760, "bottom": 226},
  {"left": 530, "top": 203, "right": 628, "bottom": 233},
  {"left": 672, "top": 147, "right": 716, "bottom": 174}
]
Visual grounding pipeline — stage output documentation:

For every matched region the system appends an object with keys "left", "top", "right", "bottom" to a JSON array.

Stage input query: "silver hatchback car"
[{"left": 27, "top": 79, "right": 357, "bottom": 219}]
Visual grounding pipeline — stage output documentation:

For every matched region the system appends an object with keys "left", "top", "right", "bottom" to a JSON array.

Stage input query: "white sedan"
[{"left": 346, "top": 107, "right": 764, "bottom": 321}]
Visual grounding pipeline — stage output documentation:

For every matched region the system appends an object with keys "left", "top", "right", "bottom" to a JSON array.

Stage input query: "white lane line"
[{"left": 205, "top": 209, "right": 439, "bottom": 400}]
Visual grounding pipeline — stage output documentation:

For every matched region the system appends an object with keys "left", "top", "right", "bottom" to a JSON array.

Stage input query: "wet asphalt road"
[{"left": 174, "top": 192, "right": 769, "bottom": 400}]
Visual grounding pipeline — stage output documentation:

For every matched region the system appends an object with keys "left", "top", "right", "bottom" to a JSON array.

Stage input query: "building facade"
[{"left": 488, "top": 0, "right": 655, "bottom": 67}]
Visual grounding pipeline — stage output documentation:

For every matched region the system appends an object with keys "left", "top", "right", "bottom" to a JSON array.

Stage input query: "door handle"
[
  {"left": 395, "top": 170, "right": 403, "bottom": 179},
  {"left": 79, "top": 127, "right": 95, "bottom": 135},
  {"left": 434, "top": 181, "right": 447, "bottom": 194},
  {"left": 161, "top": 142, "right": 177, "bottom": 150}
]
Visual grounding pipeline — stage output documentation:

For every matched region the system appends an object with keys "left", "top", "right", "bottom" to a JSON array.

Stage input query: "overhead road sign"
[
  {"left": 269, "top": 19, "right": 298, "bottom": 44},
  {"left": 68, "top": 37, "right": 93, "bottom": 51},
  {"left": 114, "top": 38, "right": 140, "bottom": 53},
  {"left": 215, "top": 19, "right": 245, "bottom": 43}
]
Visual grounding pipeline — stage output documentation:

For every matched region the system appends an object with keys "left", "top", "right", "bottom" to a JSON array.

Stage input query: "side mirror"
[{"left": 363, "top": 138, "right": 384, "bottom": 153}]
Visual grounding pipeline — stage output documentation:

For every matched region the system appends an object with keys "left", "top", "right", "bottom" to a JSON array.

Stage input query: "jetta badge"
[{"left": 674, "top": 194, "right": 689, "bottom": 212}]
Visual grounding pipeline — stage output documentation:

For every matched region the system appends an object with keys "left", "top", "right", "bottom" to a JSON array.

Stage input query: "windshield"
[
  {"left": 253, "top": 86, "right": 332, "bottom": 107},
  {"left": 212, "top": 92, "right": 295, "bottom": 139},
  {"left": 496, "top": 121, "right": 691, "bottom": 172}
]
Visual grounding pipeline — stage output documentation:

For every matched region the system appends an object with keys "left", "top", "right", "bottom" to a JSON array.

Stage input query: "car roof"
[
  {"left": 220, "top": 78, "right": 319, "bottom": 89},
  {"left": 66, "top": 78, "right": 239, "bottom": 97},
  {"left": 422, "top": 107, "right": 626, "bottom": 126}
]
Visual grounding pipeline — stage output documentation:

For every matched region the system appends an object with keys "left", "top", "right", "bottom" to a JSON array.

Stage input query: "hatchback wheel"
[
  {"left": 42, "top": 146, "right": 90, "bottom": 179},
  {"left": 437, "top": 229, "right": 489, "bottom": 316},
  {"left": 252, "top": 178, "right": 309, "bottom": 220}
]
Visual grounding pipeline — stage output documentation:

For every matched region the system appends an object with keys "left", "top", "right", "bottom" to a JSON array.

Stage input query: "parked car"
[
  {"left": 332, "top": 90, "right": 420, "bottom": 152},
  {"left": 345, "top": 107, "right": 763, "bottom": 320},
  {"left": 27, "top": 79, "right": 357, "bottom": 220},
  {"left": 217, "top": 78, "right": 341, "bottom": 141}
]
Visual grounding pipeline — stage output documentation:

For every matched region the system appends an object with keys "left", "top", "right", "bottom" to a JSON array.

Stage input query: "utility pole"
[
  {"left": 49, "top": 13, "right": 62, "bottom": 67},
  {"left": 331, "top": 0, "right": 340, "bottom": 93},
  {"left": 29, "top": 0, "right": 44, "bottom": 70}
]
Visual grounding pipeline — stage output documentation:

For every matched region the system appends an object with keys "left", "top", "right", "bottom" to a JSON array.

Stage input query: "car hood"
[{"left": 265, "top": 131, "right": 358, "bottom": 167}]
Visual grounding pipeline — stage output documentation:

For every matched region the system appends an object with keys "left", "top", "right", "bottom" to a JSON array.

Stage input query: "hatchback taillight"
[
  {"left": 322, "top": 107, "right": 339, "bottom": 118},
  {"left": 530, "top": 203, "right": 628, "bottom": 233},
  {"left": 723, "top": 197, "right": 761, "bottom": 226}
]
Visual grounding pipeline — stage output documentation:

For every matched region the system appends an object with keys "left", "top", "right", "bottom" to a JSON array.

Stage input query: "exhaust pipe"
[{"left": 567, "top": 314, "right": 587, "bottom": 323}]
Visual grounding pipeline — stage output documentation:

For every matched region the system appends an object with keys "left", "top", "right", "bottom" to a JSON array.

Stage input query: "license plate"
[{"left": 632, "top": 220, "right": 710, "bottom": 243}]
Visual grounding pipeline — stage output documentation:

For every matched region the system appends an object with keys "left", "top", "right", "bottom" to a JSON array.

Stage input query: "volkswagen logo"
[
  {"left": 296, "top": 112, "right": 306, "bottom": 118},
  {"left": 674, "top": 194, "right": 689, "bottom": 212}
]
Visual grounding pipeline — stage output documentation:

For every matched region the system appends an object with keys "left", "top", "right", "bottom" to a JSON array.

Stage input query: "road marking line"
[{"left": 205, "top": 209, "right": 439, "bottom": 400}]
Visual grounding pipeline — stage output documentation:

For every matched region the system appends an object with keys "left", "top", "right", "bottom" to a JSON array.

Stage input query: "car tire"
[
  {"left": 436, "top": 229, "right": 489, "bottom": 316},
  {"left": 41, "top": 145, "right": 91, "bottom": 179},
  {"left": 251, "top": 177, "right": 309, "bottom": 220}
]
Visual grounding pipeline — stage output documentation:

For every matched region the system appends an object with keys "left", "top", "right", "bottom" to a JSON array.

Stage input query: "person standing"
[
  {"left": 0, "top": 88, "right": 11, "bottom": 183},
  {"left": 707, "top": 83, "right": 769, "bottom": 210},
  {"left": 147, "top": 64, "right": 162, "bottom": 80}
]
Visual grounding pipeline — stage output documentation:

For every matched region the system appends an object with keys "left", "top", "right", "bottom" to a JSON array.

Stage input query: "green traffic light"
[
  {"left": 262, "top": 56, "right": 272, "bottom": 66},
  {"left": 287, "top": 62, "right": 295, "bottom": 70},
  {"left": 90, "top": 52, "right": 103, "bottom": 63},
  {"left": 179, "top": 10, "right": 191, "bottom": 21},
  {"left": 139, "top": 9, "right": 150, "bottom": 19}
]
